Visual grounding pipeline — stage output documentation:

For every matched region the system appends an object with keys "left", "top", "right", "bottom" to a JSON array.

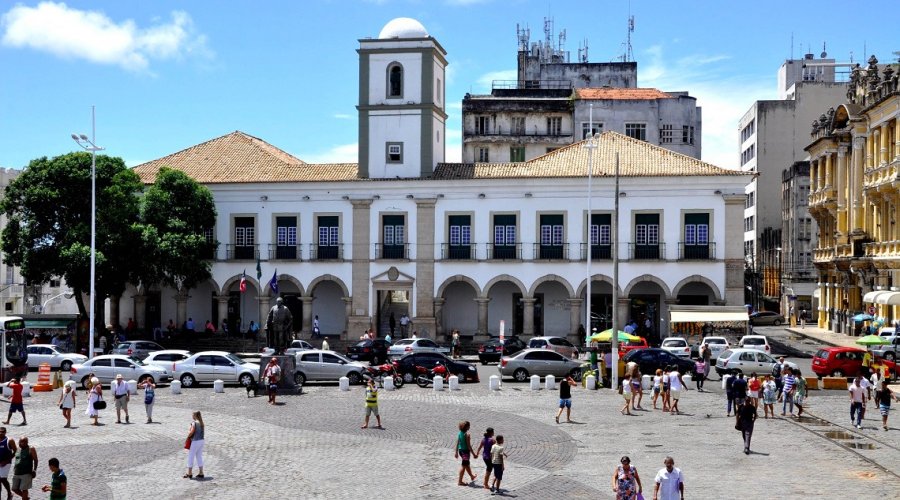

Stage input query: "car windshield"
[
  {"left": 743, "top": 338, "right": 765, "bottom": 345},
  {"left": 719, "top": 349, "right": 733, "bottom": 359},
  {"left": 662, "top": 340, "right": 684, "bottom": 346},
  {"left": 354, "top": 341, "right": 370, "bottom": 347},
  {"left": 128, "top": 357, "right": 146, "bottom": 366},
  {"left": 706, "top": 339, "right": 726, "bottom": 345},
  {"left": 395, "top": 339, "right": 414, "bottom": 346},
  {"left": 225, "top": 354, "right": 246, "bottom": 365}
]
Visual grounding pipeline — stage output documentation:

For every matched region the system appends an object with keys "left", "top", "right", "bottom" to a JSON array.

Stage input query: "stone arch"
[
  {"left": 221, "top": 274, "right": 261, "bottom": 293},
  {"left": 482, "top": 274, "right": 527, "bottom": 298},
  {"left": 575, "top": 274, "right": 623, "bottom": 297},
  {"left": 528, "top": 274, "right": 575, "bottom": 298},
  {"left": 305, "top": 274, "right": 349, "bottom": 298},
  {"left": 624, "top": 274, "right": 672, "bottom": 298},
  {"left": 436, "top": 275, "right": 482, "bottom": 298},
  {"left": 203, "top": 277, "right": 222, "bottom": 296},
  {"left": 272, "top": 273, "right": 304, "bottom": 297},
  {"left": 672, "top": 274, "right": 723, "bottom": 302}
]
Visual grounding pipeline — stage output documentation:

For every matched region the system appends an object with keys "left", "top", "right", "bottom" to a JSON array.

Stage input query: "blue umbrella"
[{"left": 852, "top": 313, "right": 874, "bottom": 322}]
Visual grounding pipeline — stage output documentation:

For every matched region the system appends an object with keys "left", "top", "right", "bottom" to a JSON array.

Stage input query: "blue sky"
[{"left": 1, "top": 0, "right": 896, "bottom": 171}]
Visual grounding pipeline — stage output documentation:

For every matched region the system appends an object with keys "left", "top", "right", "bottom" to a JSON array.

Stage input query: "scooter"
[{"left": 415, "top": 363, "right": 450, "bottom": 388}]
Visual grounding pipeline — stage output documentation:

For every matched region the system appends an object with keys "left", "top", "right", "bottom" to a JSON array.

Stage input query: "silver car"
[
  {"left": 293, "top": 350, "right": 368, "bottom": 385},
  {"left": 26, "top": 344, "right": 87, "bottom": 371},
  {"left": 499, "top": 348, "right": 583, "bottom": 382},
  {"left": 388, "top": 338, "right": 450, "bottom": 357},
  {"left": 111, "top": 341, "right": 165, "bottom": 360},
  {"left": 69, "top": 354, "right": 172, "bottom": 389},
  {"left": 173, "top": 351, "right": 260, "bottom": 388},
  {"left": 143, "top": 349, "right": 192, "bottom": 370}
]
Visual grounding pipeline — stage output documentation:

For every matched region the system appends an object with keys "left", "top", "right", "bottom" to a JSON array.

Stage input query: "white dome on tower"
[{"left": 378, "top": 17, "right": 429, "bottom": 39}]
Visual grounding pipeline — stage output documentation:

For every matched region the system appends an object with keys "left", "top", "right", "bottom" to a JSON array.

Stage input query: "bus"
[{"left": 0, "top": 316, "right": 28, "bottom": 382}]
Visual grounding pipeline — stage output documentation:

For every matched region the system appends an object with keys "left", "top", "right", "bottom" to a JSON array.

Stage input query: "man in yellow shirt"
[{"left": 361, "top": 379, "right": 382, "bottom": 429}]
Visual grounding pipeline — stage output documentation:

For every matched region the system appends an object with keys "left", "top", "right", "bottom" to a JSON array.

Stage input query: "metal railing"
[
  {"left": 374, "top": 243, "right": 410, "bottom": 260},
  {"left": 532, "top": 243, "right": 570, "bottom": 260},
  {"left": 491, "top": 79, "right": 573, "bottom": 90},
  {"left": 677, "top": 242, "right": 716, "bottom": 260},
  {"left": 579, "top": 243, "right": 612, "bottom": 260},
  {"left": 226, "top": 244, "right": 259, "bottom": 260},
  {"left": 628, "top": 242, "right": 665, "bottom": 260},
  {"left": 487, "top": 243, "right": 522, "bottom": 260},
  {"left": 268, "top": 244, "right": 301, "bottom": 261},
  {"left": 308, "top": 244, "right": 344, "bottom": 261},
  {"left": 441, "top": 243, "right": 477, "bottom": 260}
]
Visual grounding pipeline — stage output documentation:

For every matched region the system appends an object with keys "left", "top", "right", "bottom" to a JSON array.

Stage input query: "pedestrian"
[
  {"left": 700, "top": 344, "right": 712, "bottom": 379},
  {"left": 98, "top": 335, "right": 107, "bottom": 354},
  {"left": 780, "top": 368, "right": 796, "bottom": 417},
  {"left": 57, "top": 382, "right": 76, "bottom": 428},
  {"left": 694, "top": 358, "right": 706, "bottom": 391},
  {"left": 736, "top": 396, "right": 757, "bottom": 454},
  {"left": 3, "top": 379, "right": 26, "bottom": 426},
  {"left": 849, "top": 375, "right": 866, "bottom": 429},
  {"left": 184, "top": 411, "right": 205, "bottom": 479},
  {"left": 85, "top": 377, "right": 103, "bottom": 426},
  {"left": 455, "top": 421, "right": 477, "bottom": 486},
  {"left": 140, "top": 378, "right": 156, "bottom": 424},
  {"left": 800, "top": 309, "right": 807, "bottom": 328},
  {"left": 653, "top": 456, "right": 684, "bottom": 500},
  {"left": 474, "top": 427, "right": 494, "bottom": 491},
  {"left": 263, "top": 358, "right": 281, "bottom": 405},
  {"left": 668, "top": 366, "right": 686, "bottom": 414},
  {"left": 762, "top": 374, "right": 777, "bottom": 418},
  {"left": 361, "top": 378, "right": 382, "bottom": 429},
  {"left": 0, "top": 427, "right": 17, "bottom": 500},
  {"left": 747, "top": 373, "right": 761, "bottom": 410},
  {"left": 451, "top": 330, "right": 460, "bottom": 359},
  {"left": 732, "top": 373, "right": 748, "bottom": 409},
  {"left": 793, "top": 369, "right": 807, "bottom": 417},
  {"left": 876, "top": 384, "right": 900, "bottom": 431},
  {"left": 772, "top": 356, "right": 784, "bottom": 396},
  {"left": 661, "top": 367, "right": 671, "bottom": 412},
  {"left": 620, "top": 374, "right": 633, "bottom": 415},
  {"left": 248, "top": 320, "right": 260, "bottom": 340},
  {"left": 111, "top": 374, "right": 130, "bottom": 424},
  {"left": 556, "top": 375, "right": 576, "bottom": 423},
  {"left": 40, "top": 458, "right": 65, "bottom": 500},
  {"left": 322, "top": 337, "right": 330, "bottom": 351},
  {"left": 859, "top": 371, "right": 873, "bottom": 421},
  {"left": 11, "top": 437, "right": 36, "bottom": 500},
  {"left": 652, "top": 369, "right": 663, "bottom": 409},
  {"left": 399, "top": 313, "right": 410, "bottom": 337},
  {"left": 389, "top": 312, "right": 396, "bottom": 337},
  {"left": 629, "top": 364, "right": 643, "bottom": 410},
  {"left": 312, "top": 315, "right": 320, "bottom": 338},
  {"left": 611, "top": 455, "right": 642, "bottom": 500},
  {"left": 489, "top": 435, "right": 507, "bottom": 495}
]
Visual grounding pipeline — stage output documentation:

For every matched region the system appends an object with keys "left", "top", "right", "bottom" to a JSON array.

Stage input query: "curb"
[{"left": 785, "top": 328, "right": 850, "bottom": 348}]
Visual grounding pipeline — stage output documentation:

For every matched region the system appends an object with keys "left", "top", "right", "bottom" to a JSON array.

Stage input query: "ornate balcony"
[
  {"left": 813, "top": 247, "right": 835, "bottom": 263},
  {"left": 863, "top": 161, "right": 900, "bottom": 191},
  {"left": 808, "top": 186, "right": 836, "bottom": 208},
  {"left": 864, "top": 240, "right": 900, "bottom": 259}
]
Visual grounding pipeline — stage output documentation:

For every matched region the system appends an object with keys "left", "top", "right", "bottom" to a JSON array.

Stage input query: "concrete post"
[
  {"left": 476, "top": 297, "right": 490, "bottom": 335},
  {"left": 301, "top": 296, "right": 314, "bottom": 336},
  {"left": 433, "top": 297, "right": 445, "bottom": 339},
  {"left": 108, "top": 294, "right": 120, "bottom": 332},
  {"left": 348, "top": 199, "right": 373, "bottom": 335},
  {"left": 342, "top": 297, "right": 352, "bottom": 339},
  {"left": 133, "top": 294, "right": 147, "bottom": 331},
  {"left": 175, "top": 291, "right": 188, "bottom": 327},
  {"left": 616, "top": 298, "right": 630, "bottom": 333},
  {"left": 521, "top": 298, "right": 536, "bottom": 336},
  {"left": 567, "top": 298, "right": 583, "bottom": 337},
  {"left": 414, "top": 198, "right": 437, "bottom": 339},
  {"left": 215, "top": 295, "right": 229, "bottom": 332}
]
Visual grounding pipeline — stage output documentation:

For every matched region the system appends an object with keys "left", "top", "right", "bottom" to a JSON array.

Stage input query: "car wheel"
[
  {"left": 294, "top": 372, "right": 306, "bottom": 385},
  {"left": 348, "top": 372, "right": 363, "bottom": 385},
  {"left": 513, "top": 368, "right": 529, "bottom": 382},
  {"left": 60, "top": 361, "right": 73, "bottom": 372},
  {"left": 570, "top": 369, "right": 582, "bottom": 382},
  {"left": 886, "top": 352, "right": 896, "bottom": 361},
  {"left": 239, "top": 373, "right": 255, "bottom": 387},
  {"left": 831, "top": 370, "right": 844, "bottom": 378},
  {"left": 180, "top": 373, "right": 196, "bottom": 388},
  {"left": 81, "top": 376, "right": 91, "bottom": 390},
  {"left": 138, "top": 375, "right": 154, "bottom": 385},
  {"left": 403, "top": 372, "right": 414, "bottom": 384},
  {"left": 773, "top": 320, "right": 782, "bottom": 326}
]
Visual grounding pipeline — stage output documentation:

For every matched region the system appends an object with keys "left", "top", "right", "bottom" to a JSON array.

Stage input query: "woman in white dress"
[
  {"left": 57, "top": 381, "right": 76, "bottom": 427},
  {"left": 86, "top": 377, "right": 103, "bottom": 425}
]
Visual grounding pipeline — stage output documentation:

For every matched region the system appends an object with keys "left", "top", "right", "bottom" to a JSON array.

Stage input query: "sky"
[{"left": 1, "top": 0, "right": 896, "bottom": 171}]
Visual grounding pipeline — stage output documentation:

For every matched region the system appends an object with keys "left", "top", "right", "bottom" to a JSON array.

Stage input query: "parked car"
[
  {"left": 347, "top": 339, "right": 392, "bottom": 364},
  {"left": 871, "top": 335, "right": 900, "bottom": 361},
  {"left": 699, "top": 336, "right": 730, "bottom": 359},
  {"left": 293, "top": 350, "right": 368, "bottom": 385},
  {"left": 528, "top": 336, "right": 579, "bottom": 358},
  {"left": 811, "top": 347, "right": 898, "bottom": 379},
  {"left": 749, "top": 311, "right": 785, "bottom": 326},
  {"left": 499, "top": 348, "right": 583, "bottom": 382},
  {"left": 143, "top": 350, "right": 192, "bottom": 370},
  {"left": 477, "top": 336, "right": 527, "bottom": 365},
  {"left": 388, "top": 338, "right": 450, "bottom": 358},
  {"left": 394, "top": 352, "right": 479, "bottom": 384},
  {"left": 26, "top": 344, "right": 87, "bottom": 371},
  {"left": 69, "top": 354, "right": 172, "bottom": 389},
  {"left": 738, "top": 335, "right": 772, "bottom": 354},
  {"left": 261, "top": 340, "right": 316, "bottom": 357},
  {"left": 622, "top": 348, "right": 697, "bottom": 378},
  {"left": 111, "top": 340, "right": 165, "bottom": 360},
  {"left": 715, "top": 348, "right": 780, "bottom": 376},
  {"left": 660, "top": 337, "right": 691, "bottom": 358},
  {"left": 173, "top": 351, "right": 260, "bottom": 388},
  {"left": 620, "top": 338, "right": 649, "bottom": 356}
]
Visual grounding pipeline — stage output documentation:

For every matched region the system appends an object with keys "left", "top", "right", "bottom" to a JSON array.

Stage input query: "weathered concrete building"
[{"left": 780, "top": 161, "right": 817, "bottom": 316}]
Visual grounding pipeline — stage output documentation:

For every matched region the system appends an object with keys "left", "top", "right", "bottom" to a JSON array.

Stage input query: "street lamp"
[
  {"left": 41, "top": 290, "right": 75, "bottom": 314},
  {"left": 582, "top": 104, "right": 598, "bottom": 345},
  {"left": 71, "top": 105, "right": 104, "bottom": 358}
]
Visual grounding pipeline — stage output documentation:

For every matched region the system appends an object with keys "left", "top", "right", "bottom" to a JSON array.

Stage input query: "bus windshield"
[{"left": 3, "top": 319, "right": 27, "bottom": 365}]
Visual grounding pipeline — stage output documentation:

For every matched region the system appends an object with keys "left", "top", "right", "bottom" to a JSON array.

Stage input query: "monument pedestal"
[{"left": 257, "top": 355, "right": 300, "bottom": 395}]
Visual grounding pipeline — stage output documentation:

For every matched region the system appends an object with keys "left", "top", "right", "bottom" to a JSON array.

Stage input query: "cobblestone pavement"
[{"left": 7, "top": 377, "right": 900, "bottom": 499}]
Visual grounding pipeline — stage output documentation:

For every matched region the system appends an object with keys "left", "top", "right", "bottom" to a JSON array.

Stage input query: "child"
[
  {"left": 361, "top": 379, "right": 382, "bottom": 429},
  {"left": 621, "top": 374, "right": 633, "bottom": 415},
  {"left": 490, "top": 435, "right": 507, "bottom": 494},
  {"left": 455, "top": 421, "right": 476, "bottom": 486},
  {"left": 651, "top": 369, "right": 663, "bottom": 409},
  {"left": 762, "top": 374, "right": 777, "bottom": 418},
  {"left": 474, "top": 427, "right": 495, "bottom": 490},
  {"left": 747, "top": 373, "right": 761, "bottom": 409}
]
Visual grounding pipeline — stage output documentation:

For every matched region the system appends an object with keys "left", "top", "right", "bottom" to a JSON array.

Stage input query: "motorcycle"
[
  {"left": 363, "top": 361, "right": 404, "bottom": 388},
  {"left": 415, "top": 363, "right": 450, "bottom": 388}
]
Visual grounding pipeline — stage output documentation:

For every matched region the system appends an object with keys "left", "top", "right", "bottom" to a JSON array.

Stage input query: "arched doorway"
[
  {"left": 529, "top": 277, "right": 575, "bottom": 337},
  {"left": 308, "top": 277, "right": 349, "bottom": 337},
  {"left": 625, "top": 276, "right": 671, "bottom": 344},
  {"left": 675, "top": 281, "right": 719, "bottom": 306},
  {"left": 438, "top": 277, "right": 479, "bottom": 335},
  {"left": 576, "top": 276, "right": 619, "bottom": 333},
  {"left": 484, "top": 276, "right": 527, "bottom": 335}
]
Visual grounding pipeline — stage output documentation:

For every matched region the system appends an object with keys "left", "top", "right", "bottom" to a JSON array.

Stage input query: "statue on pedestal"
[{"left": 266, "top": 297, "right": 293, "bottom": 352}]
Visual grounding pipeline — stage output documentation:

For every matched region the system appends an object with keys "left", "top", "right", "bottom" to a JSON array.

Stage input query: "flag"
[
  {"left": 269, "top": 269, "right": 279, "bottom": 295},
  {"left": 256, "top": 255, "right": 262, "bottom": 281},
  {"left": 239, "top": 270, "right": 247, "bottom": 293}
]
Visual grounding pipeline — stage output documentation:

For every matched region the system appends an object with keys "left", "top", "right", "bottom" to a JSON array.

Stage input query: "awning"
[
  {"left": 25, "top": 319, "right": 75, "bottom": 329},
  {"left": 875, "top": 292, "right": 900, "bottom": 305},
  {"left": 670, "top": 309, "right": 749, "bottom": 323},
  {"left": 864, "top": 291, "right": 893, "bottom": 303}
]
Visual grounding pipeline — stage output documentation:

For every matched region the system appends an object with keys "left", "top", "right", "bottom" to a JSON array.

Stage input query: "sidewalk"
[{"left": 785, "top": 325, "right": 861, "bottom": 348}]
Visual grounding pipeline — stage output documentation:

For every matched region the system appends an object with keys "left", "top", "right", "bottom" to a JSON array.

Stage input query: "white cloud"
[
  {"left": 333, "top": 113, "right": 353, "bottom": 120},
  {"left": 475, "top": 69, "right": 517, "bottom": 93},
  {"left": 1, "top": 2, "right": 212, "bottom": 72},
  {"left": 302, "top": 143, "right": 358, "bottom": 164}
]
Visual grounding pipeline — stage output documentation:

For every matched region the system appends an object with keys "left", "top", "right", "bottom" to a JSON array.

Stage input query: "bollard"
[
  {"left": 489, "top": 375, "right": 500, "bottom": 391},
  {"left": 530, "top": 374, "right": 540, "bottom": 391},
  {"left": 171, "top": 380, "right": 182, "bottom": 394},
  {"left": 384, "top": 376, "right": 395, "bottom": 391},
  {"left": 127, "top": 380, "right": 138, "bottom": 395},
  {"left": 433, "top": 375, "right": 443, "bottom": 391},
  {"left": 545, "top": 374, "right": 556, "bottom": 390},
  {"left": 721, "top": 374, "right": 732, "bottom": 391},
  {"left": 448, "top": 375, "right": 459, "bottom": 391},
  {"left": 214, "top": 379, "right": 225, "bottom": 393},
  {"left": 586, "top": 374, "right": 596, "bottom": 390},
  {"left": 2, "top": 385, "right": 10, "bottom": 398},
  {"left": 642, "top": 374, "right": 652, "bottom": 390},
  {"left": 683, "top": 374, "right": 693, "bottom": 387},
  {"left": 339, "top": 376, "right": 350, "bottom": 391},
  {"left": 21, "top": 381, "right": 31, "bottom": 397}
]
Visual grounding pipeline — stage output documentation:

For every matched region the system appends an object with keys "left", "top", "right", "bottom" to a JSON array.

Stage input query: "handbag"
[
  {"left": 93, "top": 400, "right": 107, "bottom": 410},
  {"left": 184, "top": 437, "right": 192, "bottom": 450}
]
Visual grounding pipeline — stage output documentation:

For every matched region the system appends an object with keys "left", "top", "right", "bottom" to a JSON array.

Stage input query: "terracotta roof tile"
[{"left": 575, "top": 88, "right": 672, "bottom": 100}]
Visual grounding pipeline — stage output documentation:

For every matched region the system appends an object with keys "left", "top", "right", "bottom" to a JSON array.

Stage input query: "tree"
[
  {"left": 0, "top": 152, "right": 144, "bottom": 318},
  {"left": 137, "top": 167, "right": 217, "bottom": 292}
]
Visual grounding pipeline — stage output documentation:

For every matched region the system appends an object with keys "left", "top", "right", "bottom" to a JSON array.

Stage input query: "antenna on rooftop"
[
  {"left": 821, "top": 41, "right": 827, "bottom": 59},
  {"left": 621, "top": 1, "right": 635, "bottom": 63},
  {"left": 579, "top": 38, "right": 589, "bottom": 63},
  {"left": 516, "top": 23, "right": 530, "bottom": 52}
]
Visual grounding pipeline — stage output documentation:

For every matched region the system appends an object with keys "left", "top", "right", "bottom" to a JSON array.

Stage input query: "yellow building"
[{"left": 808, "top": 55, "right": 900, "bottom": 333}]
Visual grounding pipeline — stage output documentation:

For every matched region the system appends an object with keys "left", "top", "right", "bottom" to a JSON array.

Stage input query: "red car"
[
  {"left": 619, "top": 338, "right": 649, "bottom": 357},
  {"left": 812, "top": 347, "right": 898, "bottom": 379}
]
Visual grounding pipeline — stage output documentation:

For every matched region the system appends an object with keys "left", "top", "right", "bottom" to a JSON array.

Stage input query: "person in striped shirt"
[{"left": 780, "top": 368, "right": 796, "bottom": 416}]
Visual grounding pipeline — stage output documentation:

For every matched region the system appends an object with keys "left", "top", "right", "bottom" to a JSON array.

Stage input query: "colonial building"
[
  {"left": 118, "top": 18, "right": 750, "bottom": 344},
  {"left": 808, "top": 55, "right": 900, "bottom": 332}
]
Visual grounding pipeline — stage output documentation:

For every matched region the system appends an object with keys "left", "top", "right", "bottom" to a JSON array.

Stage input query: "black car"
[
  {"left": 623, "top": 348, "right": 697, "bottom": 377},
  {"left": 346, "top": 339, "right": 391, "bottom": 365},
  {"left": 477, "top": 336, "right": 527, "bottom": 365},
  {"left": 395, "top": 352, "right": 479, "bottom": 384}
]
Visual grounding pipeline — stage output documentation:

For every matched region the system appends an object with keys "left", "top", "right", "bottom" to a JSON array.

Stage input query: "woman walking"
[
  {"left": 184, "top": 411, "right": 205, "bottom": 479},
  {"left": 57, "top": 381, "right": 76, "bottom": 428},
  {"left": 651, "top": 369, "right": 663, "bottom": 409},
  {"left": 85, "top": 377, "right": 102, "bottom": 426},
  {"left": 620, "top": 374, "right": 633, "bottom": 415},
  {"left": 140, "top": 379, "right": 157, "bottom": 423},
  {"left": 454, "top": 421, "right": 476, "bottom": 486},
  {"left": 661, "top": 368, "right": 671, "bottom": 412},
  {"left": 736, "top": 397, "right": 757, "bottom": 454},
  {"left": 762, "top": 374, "right": 777, "bottom": 418},
  {"left": 694, "top": 359, "right": 706, "bottom": 391},
  {"left": 629, "top": 365, "right": 643, "bottom": 410},
  {"left": 611, "top": 456, "right": 642, "bottom": 500},
  {"left": 473, "top": 427, "right": 494, "bottom": 490}
]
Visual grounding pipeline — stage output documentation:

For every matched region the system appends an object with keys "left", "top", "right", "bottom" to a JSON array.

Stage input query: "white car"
[
  {"left": 715, "top": 348, "right": 780, "bottom": 376},
  {"left": 700, "top": 336, "right": 730, "bottom": 359},
  {"left": 143, "top": 350, "right": 192, "bottom": 370},
  {"left": 69, "top": 354, "right": 172, "bottom": 389},
  {"left": 26, "top": 344, "right": 87, "bottom": 371},
  {"left": 738, "top": 335, "right": 771, "bottom": 354},
  {"left": 292, "top": 350, "right": 368, "bottom": 385},
  {"left": 173, "top": 351, "right": 259, "bottom": 388},
  {"left": 388, "top": 338, "right": 450, "bottom": 357},
  {"left": 261, "top": 340, "right": 315, "bottom": 357},
  {"left": 660, "top": 337, "right": 691, "bottom": 358}
]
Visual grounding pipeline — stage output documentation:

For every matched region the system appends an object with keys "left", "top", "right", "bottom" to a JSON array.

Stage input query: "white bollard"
[
  {"left": 721, "top": 374, "right": 732, "bottom": 391},
  {"left": 489, "top": 375, "right": 500, "bottom": 391},
  {"left": 530, "top": 374, "right": 541, "bottom": 391},
  {"left": 2, "top": 385, "right": 11, "bottom": 397},
  {"left": 339, "top": 376, "right": 350, "bottom": 391},
  {"left": 642, "top": 374, "right": 652, "bottom": 390},
  {"left": 433, "top": 375, "right": 443, "bottom": 391},
  {"left": 384, "top": 376, "right": 395, "bottom": 391},
  {"left": 214, "top": 379, "right": 225, "bottom": 393},
  {"left": 586, "top": 374, "right": 597, "bottom": 390},
  {"left": 127, "top": 380, "right": 138, "bottom": 395},
  {"left": 21, "top": 381, "right": 31, "bottom": 397},
  {"left": 545, "top": 374, "right": 556, "bottom": 390},
  {"left": 683, "top": 374, "right": 693, "bottom": 387},
  {"left": 170, "top": 380, "right": 182, "bottom": 394},
  {"left": 448, "top": 375, "right": 459, "bottom": 391}
]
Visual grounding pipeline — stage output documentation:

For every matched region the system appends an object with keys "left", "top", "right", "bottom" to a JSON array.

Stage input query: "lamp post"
[
  {"left": 71, "top": 106, "right": 103, "bottom": 358},
  {"left": 582, "top": 104, "right": 598, "bottom": 345},
  {"left": 41, "top": 290, "right": 75, "bottom": 314}
]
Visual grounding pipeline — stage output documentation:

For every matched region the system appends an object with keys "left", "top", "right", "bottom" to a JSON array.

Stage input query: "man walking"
[
  {"left": 11, "top": 437, "right": 36, "bottom": 500},
  {"left": 653, "top": 456, "right": 684, "bottom": 500},
  {"left": 40, "top": 458, "right": 65, "bottom": 500},
  {"left": 361, "top": 379, "right": 382, "bottom": 429},
  {"left": 111, "top": 374, "right": 130, "bottom": 424},
  {"left": 3, "top": 379, "right": 26, "bottom": 426},
  {"left": 780, "top": 368, "right": 796, "bottom": 417},
  {"left": 736, "top": 398, "right": 757, "bottom": 455},
  {"left": 849, "top": 375, "right": 866, "bottom": 429},
  {"left": 555, "top": 376, "right": 576, "bottom": 424},
  {"left": 0, "top": 427, "right": 17, "bottom": 500},
  {"left": 399, "top": 313, "right": 410, "bottom": 338}
]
